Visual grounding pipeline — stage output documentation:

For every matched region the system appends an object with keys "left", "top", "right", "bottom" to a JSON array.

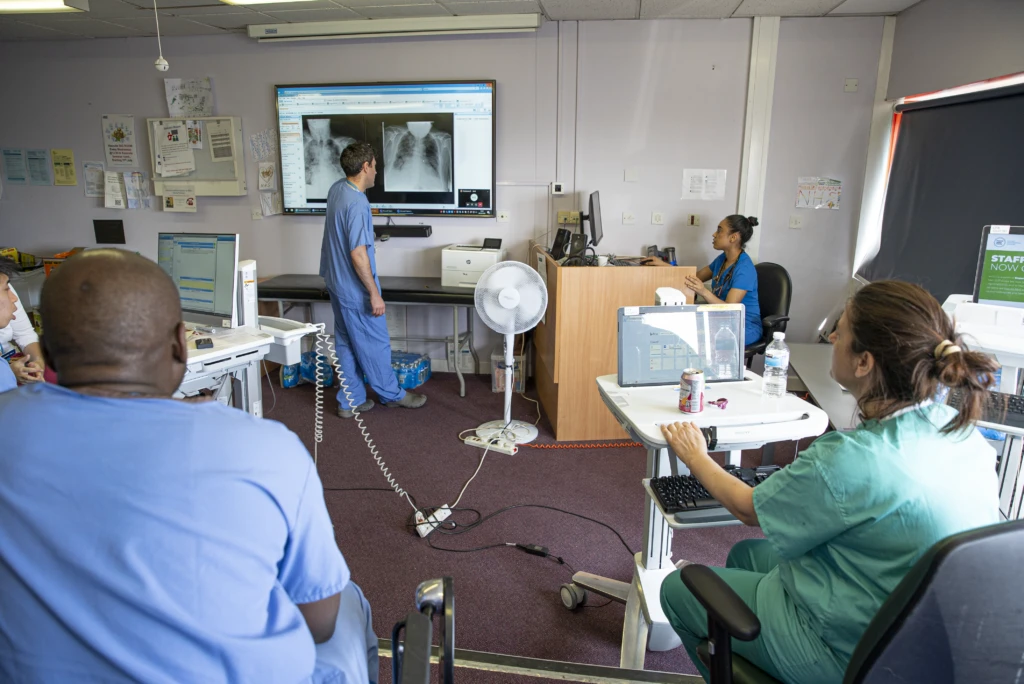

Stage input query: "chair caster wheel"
[{"left": 560, "top": 583, "right": 587, "bottom": 610}]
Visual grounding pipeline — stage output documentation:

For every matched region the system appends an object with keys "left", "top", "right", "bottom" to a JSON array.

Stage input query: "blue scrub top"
[
  {"left": 320, "top": 180, "right": 379, "bottom": 310},
  {"left": 0, "top": 358, "right": 15, "bottom": 393},
  {"left": 710, "top": 252, "right": 762, "bottom": 345},
  {"left": 0, "top": 384, "right": 352, "bottom": 683}
]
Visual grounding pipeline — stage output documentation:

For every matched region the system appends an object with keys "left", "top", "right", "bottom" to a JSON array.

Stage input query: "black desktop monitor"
[{"left": 584, "top": 190, "right": 603, "bottom": 247}]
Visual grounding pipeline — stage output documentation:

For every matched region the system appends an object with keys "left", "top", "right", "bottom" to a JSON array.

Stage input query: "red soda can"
[{"left": 679, "top": 369, "right": 705, "bottom": 413}]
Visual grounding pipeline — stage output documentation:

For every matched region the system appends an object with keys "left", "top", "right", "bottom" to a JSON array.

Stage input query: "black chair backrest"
[
  {"left": 754, "top": 262, "right": 791, "bottom": 329},
  {"left": 845, "top": 519, "right": 1024, "bottom": 684}
]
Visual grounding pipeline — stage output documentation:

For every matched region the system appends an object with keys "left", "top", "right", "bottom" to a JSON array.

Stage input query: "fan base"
[{"left": 475, "top": 420, "right": 539, "bottom": 444}]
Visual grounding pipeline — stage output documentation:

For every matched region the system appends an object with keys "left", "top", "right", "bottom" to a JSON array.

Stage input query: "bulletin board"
[{"left": 147, "top": 116, "right": 246, "bottom": 196}]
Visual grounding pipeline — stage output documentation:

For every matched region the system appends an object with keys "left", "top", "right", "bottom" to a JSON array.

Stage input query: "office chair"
[
  {"left": 681, "top": 518, "right": 1024, "bottom": 684},
  {"left": 391, "top": 577, "right": 455, "bottom": 684},
  {"left": 744, "top": 263, "right": 791, "bottom": 368}
]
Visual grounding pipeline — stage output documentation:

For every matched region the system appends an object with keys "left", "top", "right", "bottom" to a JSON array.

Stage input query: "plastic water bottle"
[
  {"left": 762, "top": 332, "right": 790, "bottom": 399},
  {"left": 714, "top": 326, "right": 738, "bottom": 380}
]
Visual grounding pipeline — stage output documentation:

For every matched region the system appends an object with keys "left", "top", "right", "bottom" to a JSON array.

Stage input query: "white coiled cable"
[{"left": 313, "top": 324, "right": 417, "bottom": 511}]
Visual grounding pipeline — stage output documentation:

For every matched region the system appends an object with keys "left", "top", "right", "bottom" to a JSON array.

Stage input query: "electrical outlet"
[
  {"left": 789, "top": 214, "right": 804, "bottom": 230},
  {"left": 622, "top": 211, "right": 635, "bottom": 225},
  {"left": 624, "top": 167, "right": 639, "bottom": 183},
  {"left": 557, "top": 211, "right": 580, "bottom": 225},
  {"left": 652, "top": 212, "right": 664, "bottom": 225},
  {"left": 251, "top": 207, "right": 263, "bottom": 221},
  {"left": 687, "top": 214, "right": 700, "bottom": 227},
  {"left": 497, "top": 210, "right": 510, "bottom": 223},
  {"left": 844, "top": 78, "right": 859, "bottom": 93},
  {"left": 415, "top": 504, "right": 452, "bottom": 537}
]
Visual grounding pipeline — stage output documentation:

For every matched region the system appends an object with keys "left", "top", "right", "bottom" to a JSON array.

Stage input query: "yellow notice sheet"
[{"left": 51, "top": 149, "right": 77, "bottom": 186}]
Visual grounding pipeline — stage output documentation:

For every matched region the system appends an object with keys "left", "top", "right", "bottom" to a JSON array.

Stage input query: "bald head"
[{"left": 41, "top": 249, "right": 187, "bottom": 394}]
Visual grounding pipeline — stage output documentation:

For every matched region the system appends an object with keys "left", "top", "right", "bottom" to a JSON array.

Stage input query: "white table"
[
  {"left": 581, "top": 374, "right": 828, "bottom": 670},
  {"left": 178, "top": 325, "right": 274, "bottom": 417},
  {"left": 788, "top": 343, "right": 860, "bottom": 431}
]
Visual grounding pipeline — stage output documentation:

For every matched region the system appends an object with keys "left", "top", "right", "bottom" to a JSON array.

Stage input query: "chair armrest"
[
  {"left": 680, "top": 564, "right": 761, "bottom": 641},
  {"left": 762, "top": 315, "right": 790, "bottom": 330}
]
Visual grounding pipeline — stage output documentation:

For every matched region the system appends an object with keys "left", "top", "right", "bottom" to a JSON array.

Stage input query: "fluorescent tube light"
[{"left": 0, "top": 0, "right": 87, "bottom": 12}]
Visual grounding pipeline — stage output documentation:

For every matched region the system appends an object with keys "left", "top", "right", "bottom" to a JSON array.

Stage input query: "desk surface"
[
  {"left": 788, "top": 343, "right": 859, "bottom": 431},
  {"left": 257, "top": 274, "right": 475, "bottom": 306},
  {"left": 596, "top": 373, "right": 827, "bottom": 447},
  {"left": 186, "top": 325, "right": 273, "bottom": 364}
]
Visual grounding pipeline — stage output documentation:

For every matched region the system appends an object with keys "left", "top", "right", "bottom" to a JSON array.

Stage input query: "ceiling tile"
[
  {"left": 351, "top": 3, "right": 450, "bottom": 18},
  {"left": 246, "top": 0, "right": 339, "bottom": 9},
  {"left": 734, "top": 0, "right": 843, "bottom": 15},
  {"left": 639, "top": 0, "right": 742, "bottom": 18},
  {"left": 441, "top": 0, "right": 541, "bottom": 15},
  {"left": 178, "top": 9, "right": 262, "bottom": 25},
  {"left": 828, "top": 0, "right": 920, "bottom": 14},
  {"left": 106, "top": 13, "right": 227, "bottom": 31},
  {"left": 262, "top": 5, "right": 358, "bottom": 19},
  {"left": 336, "top": 0, "right": 437, "bottom": 6},
  {"left": 0, "top": 20, "right": 79, "bottom": 38},
  {"left": 539, "top": 0, "right": 639, "bottom": 20},
  {"left": 49, "top": 17, "right": 146, "bottom": 34}
]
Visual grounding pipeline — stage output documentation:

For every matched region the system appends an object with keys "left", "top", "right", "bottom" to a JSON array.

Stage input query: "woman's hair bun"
[{"left": 747, "top": 216, "right": 759, "bottom": 227}]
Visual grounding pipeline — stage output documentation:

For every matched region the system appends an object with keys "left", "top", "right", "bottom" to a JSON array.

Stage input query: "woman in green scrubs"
[{"left": 659, "top": 281, "right": 1002, "bottom": 683}]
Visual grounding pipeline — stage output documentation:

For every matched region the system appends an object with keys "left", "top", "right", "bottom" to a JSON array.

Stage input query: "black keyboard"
[
  {"left": 649, "top": 465, "right": 780, "bottom": 513},
  {"left": 947, "top": 389, "right": 1024, "bottom": 431}
]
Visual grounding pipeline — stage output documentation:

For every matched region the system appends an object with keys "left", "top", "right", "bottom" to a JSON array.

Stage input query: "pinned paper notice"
[
  {"left": 156, "top": 122, "right": 195, "bottom": 177},
  {"left": 102, "top": 115, "right": 137, "bottom": 167},
  {"left": 258, "top": 161, "right": 277, "bottom": 191},
  {"left": 26, "top": 149, "right": 52, "bottom": 186},
  {"left": 207, "top": 119, "right": 234, "bottom": 163},
  {"left": 84, "top": 161, "right": 104, "bottom": 197},
  {"left": 163, "top": 184, "right": 197, "bottom": 212},
  {"left": 260, "top": 191, "right": 283, "bottom": 217},
  {"left": 682, "top": 169, "right": 727, "bottom": 201},
  {"left": 795, "top": 177, "right": 842, "bottom": 210},
  {"left": 104, "top": 171, "right": 126, "bottom": 209},
  {"left": 51, "top": 149, "right": 77, "bottom": 186},
  {"left": 165, "top": 78, "right": 213, "bottom": 118},
  {"left": 187, "top": 120, "right": 203, "bottom": 149}
]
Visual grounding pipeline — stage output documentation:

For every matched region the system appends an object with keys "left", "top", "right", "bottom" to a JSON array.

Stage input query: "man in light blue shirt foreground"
[
  {"left": 0, "top": 257, "right": 20, "bottom": 393},
  {"left": 0, "top": 250, "right": 378, "bottom": 683}
]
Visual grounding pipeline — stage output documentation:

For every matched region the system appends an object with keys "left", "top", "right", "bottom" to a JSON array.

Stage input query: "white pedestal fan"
[{"left": 465, "top": 261, "right": 548, "bottom": 453}]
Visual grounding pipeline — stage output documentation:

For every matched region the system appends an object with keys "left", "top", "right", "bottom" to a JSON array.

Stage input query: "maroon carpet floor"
[{"left": 263, "top": 372, "right": 804, "bottom": 678}]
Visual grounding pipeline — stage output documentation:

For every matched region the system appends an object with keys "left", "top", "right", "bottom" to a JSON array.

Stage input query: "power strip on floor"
[
  {"left": 463, "top": 435, "right": 518, "bottom": 456},
  {"left": 415, "top": 504, "right": 452, "bottom": 538}
]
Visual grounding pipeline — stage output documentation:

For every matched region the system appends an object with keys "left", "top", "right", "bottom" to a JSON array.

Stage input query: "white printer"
[{"left": 441, "top": 243, "right": 506, "bottom": 288}]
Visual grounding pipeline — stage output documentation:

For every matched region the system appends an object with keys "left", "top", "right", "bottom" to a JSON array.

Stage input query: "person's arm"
[
  {"left": 695, "top": 266, "right": 713, "bottom": 282},
  {"left": 661, "top": 422, "right": 758, "bottom": 525},
  {"left": 297, "top": 593, "right": 341, "bottom": 644},
  {"left": 350, "top": 246, "right": 385, "bottom": 316}
]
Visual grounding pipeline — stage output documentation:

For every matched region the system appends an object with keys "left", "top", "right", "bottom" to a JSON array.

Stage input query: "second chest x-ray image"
[{"left": 382, "top": 118, "right": 453, "bottom": 193}]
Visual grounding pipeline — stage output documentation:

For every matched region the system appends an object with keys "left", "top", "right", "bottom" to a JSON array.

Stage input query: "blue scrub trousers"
[
  {"left": 330, "top": 294, "right": 405, "bottom": 410},
  {"left": 313, "top": 582, "right": 379, "bottom": 684},
  {"left": 660, "top": 539, "right": 785, "bottom": 682}
]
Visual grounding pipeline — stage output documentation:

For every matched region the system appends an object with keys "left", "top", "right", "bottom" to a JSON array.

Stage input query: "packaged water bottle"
[
  {"left": 762, "top": 332, "right": 790, "bottom": 399},
  {"left": 714, "top": 325, "right": 738, "bottom": 379}
]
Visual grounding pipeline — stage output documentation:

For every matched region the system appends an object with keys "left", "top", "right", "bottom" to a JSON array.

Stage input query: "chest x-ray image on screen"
[
  {"left": 382, "top": 117, "right": 453, "bottom": 193},
  {"left": 302, "top": 117, "right": 358, "bottom": 202}
]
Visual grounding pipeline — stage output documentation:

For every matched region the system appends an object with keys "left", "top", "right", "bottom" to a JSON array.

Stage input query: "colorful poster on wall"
[
  {"left": 795, "top": 177, "right": 842, "bottom": 210},
  {"left": 187, "top": 120, "right": 204, "bottom": 150},
  {"left": 102, "top": 115, "right": 138, "bottom": 168}
]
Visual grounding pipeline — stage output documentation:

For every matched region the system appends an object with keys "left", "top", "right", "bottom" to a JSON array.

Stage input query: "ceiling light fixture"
[
  {"left": 0, "top": 0, "right": 88, "bottom": 13},
  {"left": 221, "top": 0, "right": 316, "bottom": 5},
  {"left": 153, "top": 0, "right": 168, "bottom": 71}
]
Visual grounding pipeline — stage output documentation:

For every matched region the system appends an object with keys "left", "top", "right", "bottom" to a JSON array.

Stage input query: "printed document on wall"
[
  {"left": 50, "top": 149, "right": 77, "bottom": 186},
  {"left": 83, "top": 161, "right": 104, "bottom": 197},
  {"left": 207, "top": 119, "right": 234, "bottom": 163},
  {"left": 164, "top": 78, "right": 213, "bottom": 118},
  {"left": 795, "top": 177, "right": 841, "bottom": 210},
  {"left": 187, "top": 120, "right": 204, "bottom": 149},
  {"left": 258, "top": 162, "right": 277, "bottom": 191},
  {"left": 1, "top": 149, "right": 27, "bottom": 185},
  {"left": 26, "top": 149, "right": 52, "bottom": 186},
  {"left": 102, "top": 115, "right": 137, "bottom": 167},
  {"left": 164, "top": 184, "right": 197, "bottom": 212},
  {"left": 682, "top": 169, "right": 727, "bottom": 201},
  {"left": 124, "top": 171, "right": 150, "bottom": 209},
  {"left": 104, "top": 171, "right": 126, "bottom": 209},
  {"left": 260, "top": 191, "right": 283, "bottom": 217},
  {"left": 156, "top": 122, "right": 195, "bottom": 177}
]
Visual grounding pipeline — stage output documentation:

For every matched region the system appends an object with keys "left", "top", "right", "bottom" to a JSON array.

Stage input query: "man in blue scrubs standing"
[
  {"left": 0, "top": 250, "right": 378, "bottom": 682},
  {"left": 321, "top": 141, "right": 426, "bottom": 418},
  {"left": 0, "top": 257, "right": 20, "bottom": 393}
]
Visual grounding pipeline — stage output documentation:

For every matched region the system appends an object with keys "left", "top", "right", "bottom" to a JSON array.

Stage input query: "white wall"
[
  {"left": 888, "top": 0, "right": 1024, "bottom": 99},
  {"left": 759, "top": 17, "right": 884, "bottom": 343},
  {"left": 0, "top": 16, "right": 885, "bottom": 357}
]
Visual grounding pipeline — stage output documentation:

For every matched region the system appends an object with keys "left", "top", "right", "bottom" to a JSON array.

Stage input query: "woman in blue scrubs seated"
[
  {"left": 659, "top": 280, "right": 1001, "bottom": 683},
  {"left": 685, "top": 215, "right": 762, "bottom": 346},
  {"left": 0, "top": 257, "right": 19, "bottom": 393}
]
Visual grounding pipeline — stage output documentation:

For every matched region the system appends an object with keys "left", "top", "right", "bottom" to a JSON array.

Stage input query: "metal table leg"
[
  {"left": 454, "top": 305, "right": 465, "bottom": 397},
  {"left": 467, "top": 308, "right": 479, "bottom": 374}
]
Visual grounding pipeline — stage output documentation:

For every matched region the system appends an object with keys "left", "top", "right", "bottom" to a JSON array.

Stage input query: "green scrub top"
[{"left": 752, "top": 401, "right": 1000, "bottom": 677}]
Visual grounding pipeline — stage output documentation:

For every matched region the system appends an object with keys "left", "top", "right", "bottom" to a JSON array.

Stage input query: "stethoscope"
[{"left": 711, "top": 260, "right": 739, "bottom": 298}]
